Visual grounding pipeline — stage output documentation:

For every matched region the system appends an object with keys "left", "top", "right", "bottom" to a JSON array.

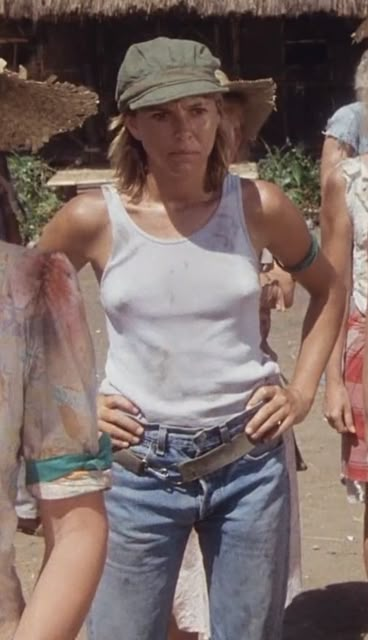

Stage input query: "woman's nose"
[{"left": 172, "top": 113, "right": 192, "bottom": 136}]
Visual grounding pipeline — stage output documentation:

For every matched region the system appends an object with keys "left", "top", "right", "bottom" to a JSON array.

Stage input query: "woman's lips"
[{"left": 169, "top": 151, "right": 199, "bottom": 156}]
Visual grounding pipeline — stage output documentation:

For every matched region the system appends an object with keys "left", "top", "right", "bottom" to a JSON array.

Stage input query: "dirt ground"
[{"left": 14, "top": 267, "right": 368, "bottom": 639}]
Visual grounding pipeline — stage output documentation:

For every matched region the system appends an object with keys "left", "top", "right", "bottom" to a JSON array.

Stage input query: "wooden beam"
[{"left": 0, "top": 37, "right": 29, "bottom": 43}]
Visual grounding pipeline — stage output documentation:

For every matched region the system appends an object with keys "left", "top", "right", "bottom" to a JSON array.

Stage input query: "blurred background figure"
[{"left": 320, "top": 50, "right": 368, "bottom": 189}]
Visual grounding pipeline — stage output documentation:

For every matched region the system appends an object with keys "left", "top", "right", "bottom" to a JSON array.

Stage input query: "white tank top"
[{"left": 99, "top": 173, "right": 280, "bottom": 428}]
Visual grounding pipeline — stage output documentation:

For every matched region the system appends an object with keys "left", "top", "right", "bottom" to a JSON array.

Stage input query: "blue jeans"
[{"left": 87, "top": 409, "right": 290, "bottom": 640}]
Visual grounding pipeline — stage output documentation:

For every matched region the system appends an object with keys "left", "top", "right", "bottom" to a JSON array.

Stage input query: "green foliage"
[
  {"left": 8, "top": 153, "right": 63, "bottom": 241},
  {"left": 257, "top": 144, "right": 320, "bottom": 218}
]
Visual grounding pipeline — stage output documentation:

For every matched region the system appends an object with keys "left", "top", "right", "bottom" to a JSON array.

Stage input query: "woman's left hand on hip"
[{"left": 244, "top": 384, "right": 308, "bottom": 441}]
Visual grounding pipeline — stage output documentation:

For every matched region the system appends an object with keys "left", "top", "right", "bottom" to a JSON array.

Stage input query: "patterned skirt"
[{"left": 342, "top": 308, "right": 368, "bottom": 483}]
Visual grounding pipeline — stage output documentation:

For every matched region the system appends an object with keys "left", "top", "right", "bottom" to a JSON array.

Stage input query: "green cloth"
[
  {"left": 275, "top": 233, "right": 319, "bottom": 274},
  {"left": 116, "top": 37, "right": 228, "bottom": 113},
  {"left": 25, "top": 432, "right": 112, "bottom": 485}
]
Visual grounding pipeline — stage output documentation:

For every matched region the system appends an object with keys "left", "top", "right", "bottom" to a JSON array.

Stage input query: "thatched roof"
[
  {"left": 3, "top": 0, "right": 368, "bottom": 20},
  {"left": 0, "top": 62, "right": 99, "bottom": 151}
]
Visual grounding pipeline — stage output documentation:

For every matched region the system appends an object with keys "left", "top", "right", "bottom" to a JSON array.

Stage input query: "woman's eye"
[
  {"left": 152, "top": 112, "right": 167, "bottom": 121},
  {"left": 192, "top": 108, "right": 206, "bottom": 115}
]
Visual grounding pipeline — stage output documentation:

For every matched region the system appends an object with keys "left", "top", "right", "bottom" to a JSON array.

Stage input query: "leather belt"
[{"left": 113, "top": 430, "right": 256, "bottom": 483}]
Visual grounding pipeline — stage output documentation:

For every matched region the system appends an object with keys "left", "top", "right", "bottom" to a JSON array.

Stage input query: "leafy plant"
[
  {"left": 257, "top": 144, "right": 320, "bottom": 219},
  {"left": 8, "top": 153, "right": 64, "bottom": 241}
]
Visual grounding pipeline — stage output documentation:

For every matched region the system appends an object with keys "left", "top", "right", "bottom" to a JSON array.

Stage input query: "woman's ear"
[{"left": 124, "top": 113, "right": 142, "bottom": 141}]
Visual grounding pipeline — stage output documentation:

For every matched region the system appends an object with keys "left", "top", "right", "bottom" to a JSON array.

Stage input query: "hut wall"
[{"left": 1, "top": 11, "right": 367, "bottom": 160}]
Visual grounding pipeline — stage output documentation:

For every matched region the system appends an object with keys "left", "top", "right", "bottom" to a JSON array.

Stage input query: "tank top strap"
[
  {"left": 101, "top": 183, "right": 136, "bottom": 257},
  {"left": 223, "top": 172, "right": 258, "bottom": 265},
  {"left": 101, "top": 184, "right": 127, "bottom": 229}
]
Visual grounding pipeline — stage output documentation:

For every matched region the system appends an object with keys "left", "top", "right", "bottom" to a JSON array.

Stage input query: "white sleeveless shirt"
[{"left": 99, "top": 173, "right": 279, "bottom": 428}]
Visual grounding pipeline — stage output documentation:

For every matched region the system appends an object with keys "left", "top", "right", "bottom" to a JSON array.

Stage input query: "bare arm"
[
  {"left": 264, "top": 183, "right": 345, "bottom": 410},
  {"left": 14, "top": 492, "right": 108, "bottom": 640},
  {"left": 320, "top": 166, "right": 354, "bottom": 433},
  {"left": 243, "top": 180, "right": 345, "bottom": 439},
  {"left": 15, "top": 252, "right": 111, "bottom": 639},
  {"left": 320, "top": 136, "right": 353, "bottom": 192}
]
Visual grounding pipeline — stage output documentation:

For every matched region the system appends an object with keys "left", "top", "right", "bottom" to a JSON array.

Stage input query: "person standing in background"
[
  {"left": 320, "top": 51, "right": 368, "bottom": 189},
  {"left": 0, "top": 241, "right": 111, "bottom": 640}
]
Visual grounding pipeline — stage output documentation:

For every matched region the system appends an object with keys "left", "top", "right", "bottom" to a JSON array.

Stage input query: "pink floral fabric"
[{"left": 0, "top": 241, "right": 110, "bottom": 639}]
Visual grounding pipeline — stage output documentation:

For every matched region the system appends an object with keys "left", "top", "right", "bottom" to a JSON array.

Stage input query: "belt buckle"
[{"left": 193, "top": 428, "right": 207, "bottom": 446}]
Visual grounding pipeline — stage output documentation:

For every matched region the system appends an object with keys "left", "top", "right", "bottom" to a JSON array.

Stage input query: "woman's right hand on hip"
[
  {"left": 97, "top": 394, "right": 144, "bottom": 449},
  {"left": 323, "top": 382, "right": 355, "bottom": 434}
]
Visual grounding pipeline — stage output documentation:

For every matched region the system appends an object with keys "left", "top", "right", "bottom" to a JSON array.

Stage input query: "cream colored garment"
[{"left": 343, "top": 156, "right": 368, "bottom": 314}]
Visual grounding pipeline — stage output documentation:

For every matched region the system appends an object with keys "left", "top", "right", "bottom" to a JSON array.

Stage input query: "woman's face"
[{"left": 125, "top": 95, "right": 221, "bottom": 178}]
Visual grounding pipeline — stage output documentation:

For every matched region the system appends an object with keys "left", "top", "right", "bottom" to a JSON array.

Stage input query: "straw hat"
[
  {"left": 352, "top": 18, "right": 368, "bottom": 44},
  {"left": 0, "top": 60, "right": 99, "bottom": 152},
  {"left": 215, "top": 70, "right": 276, "bottom": 141}
]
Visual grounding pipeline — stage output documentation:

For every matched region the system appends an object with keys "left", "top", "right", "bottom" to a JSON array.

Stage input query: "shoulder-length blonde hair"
[{"left": 108, "top": 99, "right": 230, "bottom": 201}]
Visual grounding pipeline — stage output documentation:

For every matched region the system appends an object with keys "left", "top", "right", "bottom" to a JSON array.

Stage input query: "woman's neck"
[{"left": 144, "top": 170, "right": 212, "bottom": 210}]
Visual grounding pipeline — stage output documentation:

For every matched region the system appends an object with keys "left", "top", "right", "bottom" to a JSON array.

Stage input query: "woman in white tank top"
[{"left": 39, "top": 37, "right": 344, "bottom": 640}]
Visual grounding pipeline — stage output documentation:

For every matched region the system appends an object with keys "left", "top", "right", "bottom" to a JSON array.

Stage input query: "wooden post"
[
  {"left": 280, "top": 17, "right": 289, "bottom": 143},
  {"left": 213, "top": 20, "right": 221, "bottom": 57},
  {"left": 230, "top": 15, "right": 241, "bottom": 77}
]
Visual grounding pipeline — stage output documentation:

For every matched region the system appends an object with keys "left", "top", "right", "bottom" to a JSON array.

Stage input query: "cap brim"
[{"left": 128, "top": 79, "right": 228, "bottom": 111}]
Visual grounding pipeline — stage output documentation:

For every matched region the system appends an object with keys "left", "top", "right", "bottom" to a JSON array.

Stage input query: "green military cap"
[{"left": 115, "top": 37, "right": 228, "bottom": 113}]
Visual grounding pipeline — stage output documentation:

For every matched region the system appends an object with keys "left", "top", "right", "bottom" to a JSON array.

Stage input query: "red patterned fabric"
[{"left": 342, "top": 308, "right": 368, "bottom": 481}]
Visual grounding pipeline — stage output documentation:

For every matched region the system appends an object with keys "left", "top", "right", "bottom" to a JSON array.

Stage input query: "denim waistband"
[{"left": 139, "top": 402, "right": 266, "bottom": 451}]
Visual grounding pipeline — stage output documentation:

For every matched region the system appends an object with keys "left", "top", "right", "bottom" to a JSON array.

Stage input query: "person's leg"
[
  {"left": 87, "top": 450, "right": 195, "bottom": 640},
  {"left": 283, "top": 429, "right": 302, "bottom": 605},
  {"left": 197, "top": 439, "right": 290, "bottom": 640},
  {"left": 169, "top": 616, "right": 198, "bottom": 640}
]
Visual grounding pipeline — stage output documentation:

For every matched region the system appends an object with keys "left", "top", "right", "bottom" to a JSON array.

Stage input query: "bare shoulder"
[
  {"left": 39, "top": 188, "right": 111, "bottom": 269},
  {"left": 240, "top": 178, "right": 292, "bottom": 219},
  {"left": 57, "top": 188, "right": 108, "bottom": 236},
  {"left": 253, "top": 179, "right": 286, "bottom": 211},
  {"left": 239, "top": 177, "right": 311, "bottom": 259},
  {"left": 40, "top": 188, "right": 108, "bottom": 246}
]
